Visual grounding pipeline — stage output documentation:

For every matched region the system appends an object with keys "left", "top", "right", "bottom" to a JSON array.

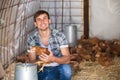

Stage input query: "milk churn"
[
  {"left": 14, "top": 63, "right": 38, "bottom": 80},
  {"left": 64, "top": 25, "right": 77, "bottom": 47}
]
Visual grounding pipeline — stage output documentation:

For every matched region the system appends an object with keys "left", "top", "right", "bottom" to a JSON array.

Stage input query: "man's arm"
[{"left": 53, "top": 47, "right": 70, "bottom": 64}]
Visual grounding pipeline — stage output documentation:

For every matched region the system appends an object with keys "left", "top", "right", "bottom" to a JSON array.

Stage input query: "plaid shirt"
[{"left": 27, "top": 29, "right": 68, "bottom": 57}]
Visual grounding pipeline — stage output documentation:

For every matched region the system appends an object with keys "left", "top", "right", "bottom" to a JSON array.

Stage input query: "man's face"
[{"left": 34, "top": 13, "right": 51, "bottom": 31}]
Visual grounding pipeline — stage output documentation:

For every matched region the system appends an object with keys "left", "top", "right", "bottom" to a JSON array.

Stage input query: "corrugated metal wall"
[
  {"left": 0, "top": 0, "right": 84, "bottom": 80},
  {"left": 0, "top": 0, "right": 41, "bottom": 68},
  {"left": 40, "top": 0, "right": 83, "bottom": 38}
]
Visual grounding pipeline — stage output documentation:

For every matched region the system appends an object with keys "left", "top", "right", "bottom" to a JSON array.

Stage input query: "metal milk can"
[
  {"left": 14, "top": 63, "right": 38, "bottom": 80},
  {"left": 64, "top": 25, "right": 77, "bottom": 47}
]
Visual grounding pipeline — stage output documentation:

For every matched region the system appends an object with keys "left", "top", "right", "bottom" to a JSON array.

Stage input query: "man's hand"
[{"left": 39, "top": 50, "right": 55, "bottom": 63}]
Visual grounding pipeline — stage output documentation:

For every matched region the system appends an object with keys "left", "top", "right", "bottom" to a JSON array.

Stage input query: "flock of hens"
[
  {"left": 16, "top": 37, "right": 120, "bottom": 72},
  {"left": 69, "top": 37, "right": 120, "bottom": 73}
]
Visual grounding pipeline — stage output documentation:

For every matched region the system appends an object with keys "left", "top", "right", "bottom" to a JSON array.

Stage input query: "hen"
[
  {"left": 31, "top": 46, "right": 50, "bottom": 72},
  {"left": 96, "top": 51, "right": 114, "bottom": 67},
  {"left": 16, "top": 53, "right": 30, "bottom": 63}
]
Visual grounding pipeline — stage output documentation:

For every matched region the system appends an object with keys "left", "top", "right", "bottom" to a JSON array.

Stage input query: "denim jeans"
[{"left": 38, "top": 64, "right": 72, "bottom": 80}]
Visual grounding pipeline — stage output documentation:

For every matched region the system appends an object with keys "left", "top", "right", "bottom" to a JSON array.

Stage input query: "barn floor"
[
  {"left": 72, "top": 56, "right": 120, "bottom": 80},
  {"left": 2, "top": 57, "right": 120, "bottom": 80}
]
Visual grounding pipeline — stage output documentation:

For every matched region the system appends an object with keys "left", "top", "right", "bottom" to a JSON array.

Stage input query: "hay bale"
[{"left": 72, "top": 57, "right": 120, "bottom": 80}]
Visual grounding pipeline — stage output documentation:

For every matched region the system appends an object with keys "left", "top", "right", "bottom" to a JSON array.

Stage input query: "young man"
[{"left": 27, "top": 10, "right": 72, "bottom": 80}]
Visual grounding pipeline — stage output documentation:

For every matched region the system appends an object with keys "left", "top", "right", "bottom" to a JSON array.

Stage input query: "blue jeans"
[{"left": 38, "top": 64, "right": 72, "bottom": 80}]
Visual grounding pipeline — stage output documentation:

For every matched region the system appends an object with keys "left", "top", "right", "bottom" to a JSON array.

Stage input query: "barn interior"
[{"left": 0, "top": 0, "right": 120, "bottom": 80}]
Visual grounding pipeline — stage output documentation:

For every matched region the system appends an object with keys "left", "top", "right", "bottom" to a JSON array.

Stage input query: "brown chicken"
[
  {"left": 109, "top": 42, "right": 120, "bottom": 56},
  {"left": 31, "top": 46, "right": 50, "bottom": 72},
  {"left": 16, "top": 53, "right": 30, "bottom": 63},
  {"left": 69, "top": 61, "right": 79, "bottom": 73},
  {"left": 77, "top": 48, "right": 92, "bottom": 61},
  {"left": 97, "top": 52, "right": 113, "bottom": 67},
  {"left": 70, "top": 53, "right": 82, "bottom": 63}
]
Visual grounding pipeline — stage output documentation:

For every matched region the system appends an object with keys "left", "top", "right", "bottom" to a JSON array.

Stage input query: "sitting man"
[{"left": 27, "top": 10, "right": 72, "bottom": 80}]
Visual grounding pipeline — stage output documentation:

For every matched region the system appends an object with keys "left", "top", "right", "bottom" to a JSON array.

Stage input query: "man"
[{"left": 27, "top": 10, "right": 72, "bottom": 80}]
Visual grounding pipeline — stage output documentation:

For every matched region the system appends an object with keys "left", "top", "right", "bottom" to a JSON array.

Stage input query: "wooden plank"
[{"left": 83, "top": 0, "right": 89, "bottom": 39}]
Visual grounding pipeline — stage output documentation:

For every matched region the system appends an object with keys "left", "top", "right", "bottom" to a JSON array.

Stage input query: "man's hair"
[{"left": 34, "top": 10, "right": 50, "bottom": 22}]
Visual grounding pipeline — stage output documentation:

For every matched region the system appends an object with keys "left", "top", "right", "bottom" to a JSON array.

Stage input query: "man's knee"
[{"left": 59, "top": 64, "right": 72, "bottom": 79}]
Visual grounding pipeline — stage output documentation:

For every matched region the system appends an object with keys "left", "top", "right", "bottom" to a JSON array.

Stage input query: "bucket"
[
  {"left": 64, "top": 25, "right": 77, "bottom": 47},
  {"left": 14, "top": 63, "right": 38, "bottom": 80}
]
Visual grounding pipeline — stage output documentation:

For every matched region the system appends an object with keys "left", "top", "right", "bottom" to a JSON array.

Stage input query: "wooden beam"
[{"left": 83, "top": 0, "right": 89, "bottom": 39}]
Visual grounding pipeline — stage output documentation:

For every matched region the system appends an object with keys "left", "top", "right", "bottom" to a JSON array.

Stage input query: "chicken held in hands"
[{"left": 30, "top": 46, "right": 50, "bottom": 72}]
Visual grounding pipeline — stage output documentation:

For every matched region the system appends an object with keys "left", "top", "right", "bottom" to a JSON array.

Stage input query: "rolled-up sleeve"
[
  {"left": 27, "top": 35, "right": 35, "bottom": 52},
  {"left": 56, "top": 32, "right": 68, "bottom": 48}
]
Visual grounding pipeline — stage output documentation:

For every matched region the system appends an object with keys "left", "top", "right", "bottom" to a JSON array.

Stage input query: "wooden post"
[{"left": 83, "top": 0, "right": 89, "bottom": 39}]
